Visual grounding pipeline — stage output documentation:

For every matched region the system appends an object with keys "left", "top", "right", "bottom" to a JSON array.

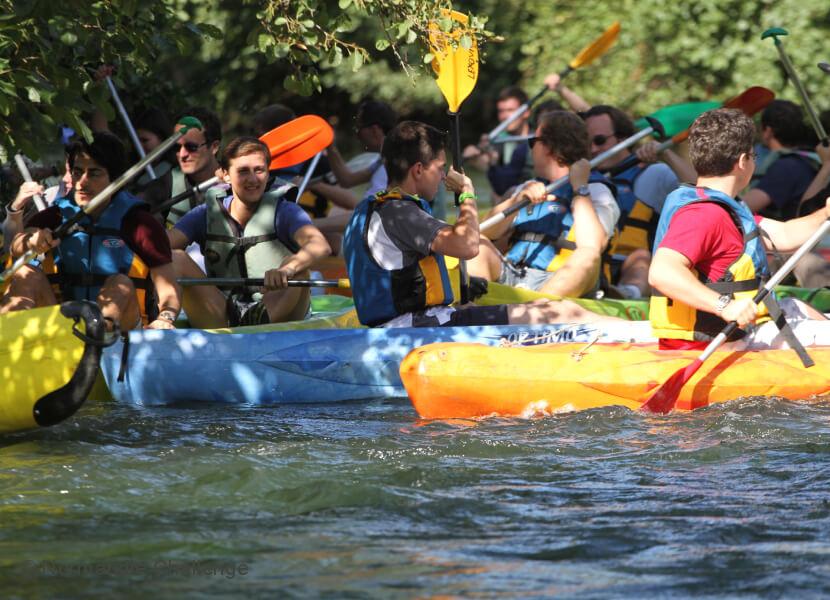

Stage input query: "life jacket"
[
  {"left": 506, "top": 172, "right": 614, "bottom": 277},
  {"left": 133, "top": 159, "right": 174, "bottom": 194},
  {"left": 203, "top": 188, "right": 297, "bottom": 301},
  {"left": 41, "top": 191, "right": 156, "bottom": 324},
  {"left": 649, "top": 185, "right": 772, "bottom": 342},
  {"left": 343, "top": 189, "right": 454, "bottom": 327},
  {"left": 165, "top": 168, "right": 215, "bottom": 227}
]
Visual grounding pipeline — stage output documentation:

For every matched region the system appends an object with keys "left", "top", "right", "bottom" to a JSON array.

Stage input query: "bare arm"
[
  {"left": 758, "top": 198, "right": 830, "bottom": 252},
  {"left": 307, "top": 181, "right": 358, "bottom": 210},
  {"left": 166, "top": 227, "right": 191, "bottom": 250},
  {"left": 146, "top": 262, "right": 182, "bottom": 330},
  {"left": 742, "top": 187, "right": 772, "bottom": 214},
  {"left": 431, "top": 169, "right": 480, "bottom": 259},
  {"left": 326, "top": 145, "right": 372, "bottom": 188},
  {"left": 800, "top": 143, "right": 830, "bottom": 202},
  {"left": 544, "top": 73, "right": 591, "bottom": 112},
  {"left": 263, "top": 224, "right": 332, "bottom": 290}
]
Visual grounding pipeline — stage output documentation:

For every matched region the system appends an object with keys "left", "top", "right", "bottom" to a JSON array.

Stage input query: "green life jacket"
[
  {"left": 166, "top": 168, "right": 208, "bottom": 226},
  {"left": 203, "top": 190, "right": 297, "bottom": 300}
]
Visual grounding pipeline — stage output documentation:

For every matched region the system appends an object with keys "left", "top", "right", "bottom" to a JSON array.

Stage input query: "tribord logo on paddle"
[{"left": 101, "top": 238, "right": 126, "bottom": 248}]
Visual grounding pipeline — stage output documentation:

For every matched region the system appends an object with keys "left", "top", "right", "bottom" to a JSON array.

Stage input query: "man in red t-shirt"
[
  {"left": 1, "top": 133, "right": 180, "bottom": 330},
  {"left": 648, "top": 108, "right": 828, "bottom": 350}
]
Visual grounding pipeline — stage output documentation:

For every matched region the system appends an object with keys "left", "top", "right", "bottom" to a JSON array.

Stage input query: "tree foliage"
[{"left": 3, "top": 0, "right": 830, "bottom": 166}]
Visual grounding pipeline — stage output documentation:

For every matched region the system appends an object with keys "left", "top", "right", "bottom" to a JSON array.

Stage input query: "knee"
[{"left": 99, "top": 274, "right": 136, "bottom": 299}]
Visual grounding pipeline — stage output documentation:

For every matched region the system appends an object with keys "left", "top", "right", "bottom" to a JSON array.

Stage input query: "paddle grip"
[{"left": 13, "top": 154, "right": 47, "bottom": 212}]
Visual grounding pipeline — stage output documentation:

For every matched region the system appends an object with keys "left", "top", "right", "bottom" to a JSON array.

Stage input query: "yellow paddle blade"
[
  {"left": 428, "top": 10, "right": 479, "bottom": 113},
  {"left": 568, "top": 21, "right": 621, "bottom": 70}
]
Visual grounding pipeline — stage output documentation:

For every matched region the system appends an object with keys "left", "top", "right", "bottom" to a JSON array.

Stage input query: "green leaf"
[
  {"left": 26, "top": 86, "right": 40, "bottom": 103},
  {"left": 423, "top": 52, "right": 434, "bottom": 64},
  {"left": 459, "top": 35, "right": 472, "bottom": 49},
  {"left": 338, "top": 0, "right": 353, "bottom": 8},
  {"left": 375, "top": 38, "right": 390, "bottom": 51},
  {"left": 352, "top": 50, "right": 364, "bottom": 72},
  {"left": 59, "top": 31, "right": 78, "bottom": 45},
  {"left": 257, "top": 33, "right": 272, "bottom": 51}
]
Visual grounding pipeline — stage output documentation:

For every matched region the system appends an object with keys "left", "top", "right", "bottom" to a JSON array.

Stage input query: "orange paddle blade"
[
  {"left": 261, "top": 115, "right": 334, "bottom": 171},
  {"left": 722, "top": 86, "right": 775, "bottom": 116},
  {"left": 568, "top": 21, "right": 621, "bottom": 70},
  {"left": 428, "top": 10, "right": 479, "bottom": 113}
]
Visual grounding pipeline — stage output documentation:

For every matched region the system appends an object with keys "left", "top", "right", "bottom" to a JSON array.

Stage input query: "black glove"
[{"left": 467, "top": 276, "right": 489, "bottom": 302}]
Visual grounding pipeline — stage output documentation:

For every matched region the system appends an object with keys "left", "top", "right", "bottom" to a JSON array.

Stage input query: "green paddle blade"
[{"left": 634, "top": 101, "right": 720, "bottom": 138}]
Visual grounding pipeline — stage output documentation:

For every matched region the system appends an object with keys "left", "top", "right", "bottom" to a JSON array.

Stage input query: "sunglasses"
[
  {"left": 527, "top": 136, "right": 540, "bottom": 149},
  {"left": 176, "top": 141, "right": 208, "bottom": 153},
  {"left": 591, "top": 134, "right": 616, "bottom": 146}
]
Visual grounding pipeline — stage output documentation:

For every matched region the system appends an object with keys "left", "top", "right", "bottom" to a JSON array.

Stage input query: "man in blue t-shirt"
[{"left": 168, "top": 136, "right": 331, "bottom": 327}]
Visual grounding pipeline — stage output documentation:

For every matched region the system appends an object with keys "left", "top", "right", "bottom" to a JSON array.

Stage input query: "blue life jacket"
[
  {"left": 343, "top": 190, "right": 454, "bottom": 326},
  {"left": 650, "top": 185, "right": 771, "bottom": 341},
  {"left": 506, "top": 171, "right": 612, "bottom": 272},
  {"left": 47, "top": 191, "right": 155, "bottom": 319}
]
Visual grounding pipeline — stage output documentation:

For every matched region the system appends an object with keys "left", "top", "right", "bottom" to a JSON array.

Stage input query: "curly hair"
[
  {"left": 688, "top": 108, "right": 755, "bottom": 177},
  {"left": 536, "top": 111, "right": 590, "bottom": 166}
]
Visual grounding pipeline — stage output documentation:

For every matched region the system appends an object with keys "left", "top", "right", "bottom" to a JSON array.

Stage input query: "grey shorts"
[
  {"left": 227, "top": 296, "right": 270, "bottom": 327},
  {"left": 497, "top": 263, "right": 554, "bottom": 291}
]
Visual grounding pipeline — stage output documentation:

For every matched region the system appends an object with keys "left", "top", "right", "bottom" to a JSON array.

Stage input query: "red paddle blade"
[
  {"left": 639, "top": 357, "right": 705, "bottom": 414},
  {"left": 723, "top": 86, "right": 775, "bottom": 116},
  {"left": 260, "top": 115, "right": 334, "bottom": 171}
]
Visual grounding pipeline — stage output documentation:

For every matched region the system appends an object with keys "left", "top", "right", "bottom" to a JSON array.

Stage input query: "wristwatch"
[
  {"left": 714, "top": 293, "right": 732, "bottom": 316},
  {"left": 575, "top": 184, "right": 591, "bottom": 197}
]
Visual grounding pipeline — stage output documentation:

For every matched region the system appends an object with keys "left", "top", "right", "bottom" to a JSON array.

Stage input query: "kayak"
[
  {"left": 100, "top": 320, "right": 656, "bottom": 406},
  {"left": 0, "top": 301, "right": 108, "bottom": 433},
  {"left": 400, "top": 342, "right": 830, "bottom": 419}
]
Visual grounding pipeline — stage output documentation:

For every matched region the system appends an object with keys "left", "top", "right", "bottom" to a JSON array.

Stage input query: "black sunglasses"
[
  {"left": 527, "top": 136, "right": 540, "bottom": 148},
  {"left": 176, "top": 141, "right": 207, "bottom": 153},
  {"left": 591, "top": 134, "right": 616, "bottom": 146}
]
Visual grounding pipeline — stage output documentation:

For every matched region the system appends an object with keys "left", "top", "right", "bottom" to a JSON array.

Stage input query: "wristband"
[
  {"left": 157, "top": 309, "right": 178, "bottom": 323},
  {"left": 458, "top": 192, "right": 477, "bottom": 204}
]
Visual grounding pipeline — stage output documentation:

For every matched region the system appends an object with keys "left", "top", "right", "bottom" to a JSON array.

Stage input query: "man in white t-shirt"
[{"left": 467, "top": 110, "right": 620, "bottom": 298}]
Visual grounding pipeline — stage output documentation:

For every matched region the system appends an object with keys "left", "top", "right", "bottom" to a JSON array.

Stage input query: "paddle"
[
  {"left": 488, "top": 21, "right": 620, "bottom": 140},
  {"left": 0, "top": 117, "right": 203, "bottom": 288},
  {"left": 294, "top": 151, "right": 323, "bottom": 203},
  {"left": 480, "top": 117, "right": 664, "bottom": 233},
  {"left": 105, "top": 75, "right": 156, "bottom": 180},
  {"left": 428, "top": 9, "right": 479, "bottom": 304},
  {"left": 13, "top": 154, "right": 47, "bottom": 211},
  {"left": 608, "top": 87, "right": 775, "bottom": 177},
  {"left": 178, "top": 277, "right": 350, "bottom": 289},
  {"left": 762, "top": 28, "right": 829, "bottom": 145},
  {"left": 640, "top": 217, "right": 830, "bottom": 414},
  {"left": 150, "top": 115, "right": 334, "bottom": 216}
]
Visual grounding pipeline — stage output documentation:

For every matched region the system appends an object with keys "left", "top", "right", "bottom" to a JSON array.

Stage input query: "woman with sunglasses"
[{"left": 467, "top": 110, "right": 620, "bottom": 298}]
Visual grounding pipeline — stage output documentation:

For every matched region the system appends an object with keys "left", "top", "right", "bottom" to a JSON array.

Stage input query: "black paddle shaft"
[{"left": 449, "top": 110, "right": 470, "bottom": 304}]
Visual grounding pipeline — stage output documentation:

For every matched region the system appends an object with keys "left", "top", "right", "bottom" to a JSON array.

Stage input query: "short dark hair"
[
  {"left": 356, "top": 99, "right": 397, "bottom": 134},
  {"left": 382, "top": 121, "right": 446, "bottom": 184},
  {"left": 135, "top": 107, "right": 172, "bottom": 141},
  {"left": 689, "top": 108, "right": 755, "bottom": 177},
  {"left": 67, "top": 132, "right": 127, "bottom": 180},
  {"left": 581, "top": 105, "right": 636, "bottom": 140},
  {"left": 177, "top": 106, "right": 222, "bottom": 145},
  {"left": 761, "top": 100, "right": 809, "bottom": 147},
  {"left": 497, "top": 85, "right": 528, "bottom": 105},
  {"left": 536, "top": 111, "right": 590, "bottom": 166},
  {"left": 532, "top": 99, "right": 565, "bottom": 128},
  {"left": 252, "top": 104, "right": 296, "bottom": 137},
  {"left": 220, "top": 136, "right": 271, "bottom": 170}
]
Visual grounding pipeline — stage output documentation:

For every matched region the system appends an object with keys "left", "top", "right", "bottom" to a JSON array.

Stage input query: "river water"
[{"left": 2, "top": 396, "right": 830, "bottom": 598}]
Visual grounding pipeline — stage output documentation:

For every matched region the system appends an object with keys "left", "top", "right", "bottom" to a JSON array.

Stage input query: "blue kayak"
[{"left": 100, "top": 317, "right": 654, "bottom": 405}]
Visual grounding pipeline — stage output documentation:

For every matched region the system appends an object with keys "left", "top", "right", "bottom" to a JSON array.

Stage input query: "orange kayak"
[{"left": 400, "top": 342, "right": 830, "bottom": 419}]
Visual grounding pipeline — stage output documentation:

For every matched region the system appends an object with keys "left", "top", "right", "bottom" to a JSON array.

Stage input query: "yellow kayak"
[
  {"left": 1, "top": 301, "right": 107, "bottom": 433},
  {"left": 401, "top": 342, "right": 830, "bottom": 419}
]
